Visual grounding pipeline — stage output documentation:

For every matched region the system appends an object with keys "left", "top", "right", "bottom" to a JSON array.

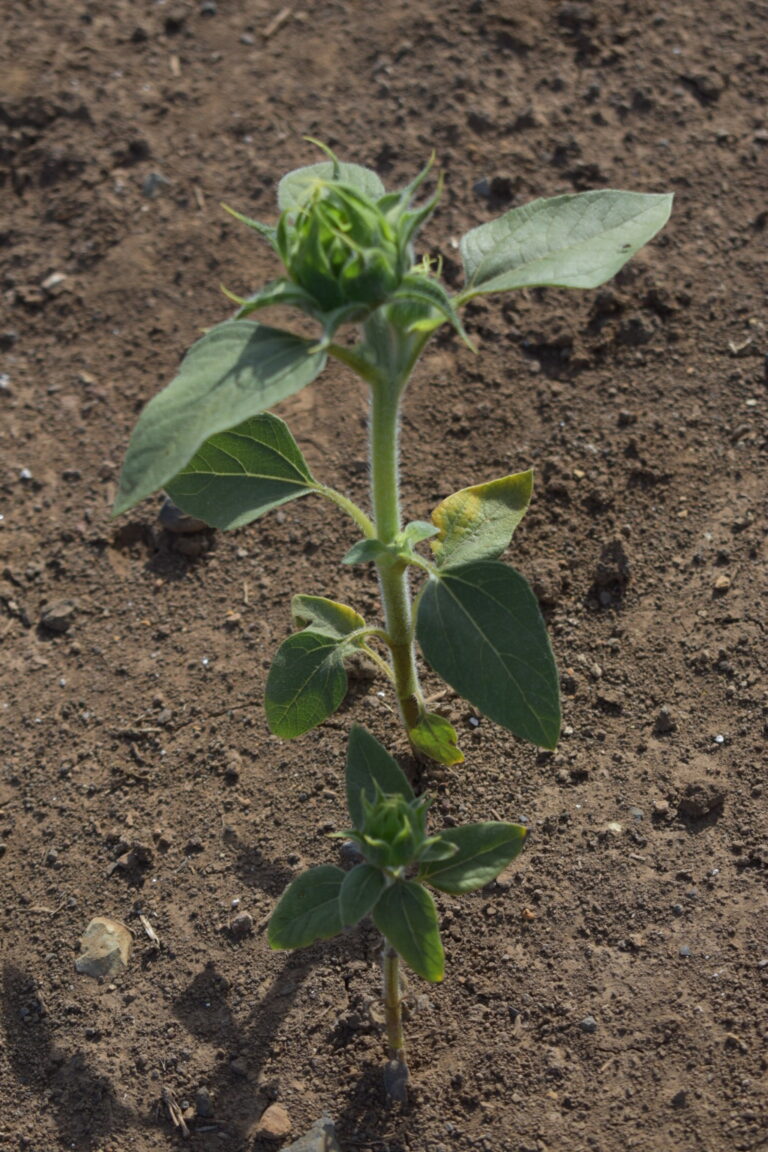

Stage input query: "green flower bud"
[
  {"left": 278, "top": 181, "right": 410, "bottom": 314},
  {"left": 358, "top": 791, "right": 428, "bottom": 870}
]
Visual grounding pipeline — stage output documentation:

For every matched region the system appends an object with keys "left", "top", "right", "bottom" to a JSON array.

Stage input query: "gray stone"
[
  {"left": 230, "top": 912, "right": 254, "bottom": 940},
  {"left": 159, "top": 497, "right": 210, "bottom": 535},
  {"left": 40, "top": 600, "right": 77, "bottom": 633},
  {"left": 195, "top": 1087, "right": 214, "bottom": 1118},
  {"left": 75, "top": 917, "right": 132, "bottom": 979},
  {"left": 579, "top": 1014, "right": 598, "bottom": 1033},
  {"left": 284, "top": 1118, "right": 341, "bottom": 1152}
]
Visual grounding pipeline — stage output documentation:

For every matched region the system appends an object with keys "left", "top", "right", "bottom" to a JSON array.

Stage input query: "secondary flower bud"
[{"left": 358, "top": 792, "right": 428, "bottom": 870}]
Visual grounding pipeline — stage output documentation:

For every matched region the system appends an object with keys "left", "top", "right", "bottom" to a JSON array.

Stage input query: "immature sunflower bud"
[
  {"left": 278, "top": 181, "right": 411, "bottom": 314},
  {"left": 358, "top": 792, "right": 429, "bottom": 871}
]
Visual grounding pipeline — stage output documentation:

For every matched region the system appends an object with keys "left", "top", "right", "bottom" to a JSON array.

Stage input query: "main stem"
[
  {"left": 369, "top": 375, "right": 423, "bottom": 732},
  {"left": 382, "top": 944, "right": 406, "bottom": 1060}
]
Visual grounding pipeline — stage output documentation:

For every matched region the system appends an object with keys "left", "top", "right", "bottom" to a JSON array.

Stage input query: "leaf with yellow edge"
[
  {"left": 430, "top": 470, "right": 533, "bottom": 568},
  {"left": 408, "top": 711, "right": 464, "bottom": 766}
]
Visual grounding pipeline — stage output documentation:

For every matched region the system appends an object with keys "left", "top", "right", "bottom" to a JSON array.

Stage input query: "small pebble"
[
  {"left": 230, "top": 912, "right": 254, "bottom": 940},
  {"left": 339, "top": 840, "right": 364, "bottom": 865},
  {"left": 142, "top": 172, "right": 170, "bottom": 199},
  {"left": 579, "top": 1015, "right": 598, "bottom": 1033},
  {"left": 195, "top": 1087, "right": 214, "bottom": 1118},
  {"left": 40, "top": 600, "right": 77, "bottom": 634},
  {"left": 679, "top": 945, "right": 691, "bottom": 957},
  {"left": 653, "top": 707, "right": 676, "bottom": 735},
  {"left": 75, "top": 916, "right": 132, "bottom": 979}
]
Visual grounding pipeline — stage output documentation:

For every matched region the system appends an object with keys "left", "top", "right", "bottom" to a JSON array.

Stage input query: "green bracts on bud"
[
  {"left": 349, "top": 790, "right": 456, "bottom": 873},
  {"left": 277, "top": 182, "right": 407, "bottom": 313},
  {"left": 274, "top": 157, "right": 440, "bottom": 324}
]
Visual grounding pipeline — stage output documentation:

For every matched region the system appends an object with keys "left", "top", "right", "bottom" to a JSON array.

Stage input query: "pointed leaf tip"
[{"left": 460, "top": 189, "right": 673, "bottom": 299}]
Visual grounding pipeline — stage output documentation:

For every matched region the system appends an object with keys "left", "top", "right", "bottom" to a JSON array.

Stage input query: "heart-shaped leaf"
[
  {"left": 165, "top": 412, "right": 315, "bottom": 530},
  {"left": 420, "top": 823, "right": 527, "bottom": 893},
  {"left": 339, "top": 864, "right": 387, "bottom": 927},
  {"left": 115, "top": 320, "right": 326, "bottom": 515},
  {"left": 278, "top": 161, "right": 385, "bottom": 213},
  {"left": 268, "top": 865, "right": 345, "bottom": 950},
  {"left": 407, "top": 711, "right": 464, "bottom": 766},
  {"left": 430, "top": 470, "right": 533, "bottom": 567},
  {"left": 265, "top": 632, "right": 351, "bottom": 738},
  {"left": 417, "top": 560, "right": 560, "bottom": 749},
  {"left": 291, "top": 595, "right": 366, "bottom": 639}
]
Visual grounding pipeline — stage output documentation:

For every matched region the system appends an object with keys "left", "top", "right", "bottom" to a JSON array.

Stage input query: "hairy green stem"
[
  {"left": 369, "top": 376, "right": 423, "bottom": 731},
  {"left": 382, "top": 944, "right": 406, "bottom": 1060}
]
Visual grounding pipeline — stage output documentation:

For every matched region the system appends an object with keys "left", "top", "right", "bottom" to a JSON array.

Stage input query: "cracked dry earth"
[{"left": 1, "top": 1, "right": 766, "bottom": 1151}]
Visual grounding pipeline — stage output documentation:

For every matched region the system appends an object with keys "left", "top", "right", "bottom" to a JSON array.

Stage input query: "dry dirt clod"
[
  {"left": 255, "top": 1102, "right": 292, "bottom": 1140},
  {"left": 677, "top": 781, "right": 726, "bottom": 820},
  {"left": 75, "top": 916, "right": 132, "bottom": 979},
  {"left": 653, "top": 706, "right": 676, "bottom": 735}
]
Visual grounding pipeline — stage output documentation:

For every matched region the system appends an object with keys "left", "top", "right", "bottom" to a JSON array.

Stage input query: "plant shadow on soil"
[{"left": 2, "top": 961, "right": 135, "bottom": 1149}]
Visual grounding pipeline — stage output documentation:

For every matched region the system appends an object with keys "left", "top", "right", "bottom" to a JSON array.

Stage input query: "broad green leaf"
[
  {"left": 114, "top": 320, "right": 326, "bottom": 515},
  {"left": 346, "top": 724, "right": 414, "bottom": 831},
  {"left": 459, "top": 190, "right": 673, "bottom": 299},
  {"left": 420, "top": 823, "right": 527, "bottom": 893},
  {"left": 265, "top": 631, "right": 350, "bottom": 738},
  {"left": 416, "top": 560, "right": 560, "bottom": 749},
  {"left": 165, "top": 413, "right": 315, "bottom": 530},
  {"left": 268, "top": 865, "right": 344, "bottom": 950},
  {"left": 430, "top": 470, "right": 533, "bottom": 567},
  {"left": 278, "top": 161, "right": 386, "bottom": 213},
  {"left": 339, "top": 864, "right": 387, "bottom": 927},
  {"left": 373, "top": 881, "right": 444, "bottom": 983},
  {"left": 407, "top": 712, "right": 464, "bottom": 766},
  {"left": 291, "top": 595, "right": 366, "bottom": 639}
]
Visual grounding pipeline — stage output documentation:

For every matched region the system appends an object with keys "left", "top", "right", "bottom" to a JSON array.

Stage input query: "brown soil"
[{"left": 1, "top": 2, "right": 766, "bottom": 1150}]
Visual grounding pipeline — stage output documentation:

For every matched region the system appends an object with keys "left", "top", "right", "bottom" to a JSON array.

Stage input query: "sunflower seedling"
[
  {"left": 268, "top": 723, "right": 528, "bottom": 1097},
  {"left": 115, "top": 143, "right": 671, "bottom": 764}
]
